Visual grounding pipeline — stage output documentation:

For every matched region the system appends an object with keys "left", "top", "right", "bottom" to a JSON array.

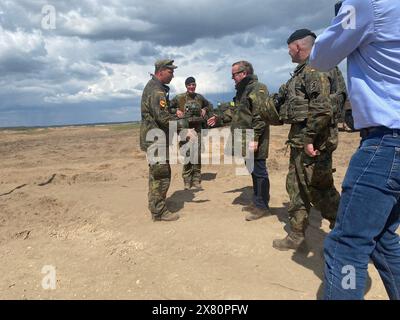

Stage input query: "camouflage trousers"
[
  {"left": 181, "top": 132, "right": 202, "bottom": 184},
  {"left": 148, "top": 162, "right": 171, "bottom": 217},
  {"left": 183, "top": 163, "right": 201, "bottom": 184},
  {"left": 286, "top": 147, "right": 340, "bottom": 233}
]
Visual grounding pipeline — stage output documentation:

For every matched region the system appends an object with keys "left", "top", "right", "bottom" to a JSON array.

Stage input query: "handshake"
[{"left": 175, "top": 108, "right": 218, "bottom": 128}]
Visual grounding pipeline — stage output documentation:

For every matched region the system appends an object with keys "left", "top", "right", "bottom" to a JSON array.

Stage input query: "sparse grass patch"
[
  {"left": 0, "top": 127, "right": 50, "bottom": 135},
  {"left": 107, "top": 123, "right": 140, "bottom": 131}
]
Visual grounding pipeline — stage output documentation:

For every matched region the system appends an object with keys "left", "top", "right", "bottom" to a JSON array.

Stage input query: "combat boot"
[
  {"left": 153, "top": 211, "right": 180, "bottom": 222},
  {"left": 244, "top": 206, "right": 270, "bottom": 221},
  {"left": 192, "top": 180, "right": 202, "bottom": 190},
  {"left": 183, "top": 179, "right": 191, "bottom": 190},
  {"left": 272, "top": 232, "right": 305, "bottom": 251}
]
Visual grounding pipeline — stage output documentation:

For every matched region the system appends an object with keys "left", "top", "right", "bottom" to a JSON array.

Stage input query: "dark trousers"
[{"left": 246, "top": 159, "right": 270, "bottom": 209}]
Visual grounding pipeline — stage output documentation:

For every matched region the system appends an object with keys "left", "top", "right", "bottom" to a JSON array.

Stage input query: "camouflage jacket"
[
  {"left": 278, "top": 61, "right": 346, "bottom": 152},
  {"left": 227, "top": 75, "right": 270, "bottom": 159},
  {"left": 329, "top": 67, "right": 348, "bottom": 124},
  {"left": 169, "top": 92, "right": 213, "bottom": 130},
  {"left": 140, "top": 76, "right": 177, "bottom": 154}
]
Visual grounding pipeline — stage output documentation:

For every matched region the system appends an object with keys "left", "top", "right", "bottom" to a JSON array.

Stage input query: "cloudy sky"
[{"left": 0, "top": 0, "right": 344, "bottom": 127}]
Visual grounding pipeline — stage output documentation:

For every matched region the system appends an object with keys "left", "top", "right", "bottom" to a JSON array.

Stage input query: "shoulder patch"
[
  {"left": 159, "top": 97, "right": 167, "bottom": 108},
  {"left": 310, "top": 80, "right": 319, "bottom": 93}
]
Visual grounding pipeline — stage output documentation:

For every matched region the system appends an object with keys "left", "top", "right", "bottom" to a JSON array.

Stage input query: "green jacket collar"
[
  {"left": 293, "top": 58, "right": 310, "bottom": 75},
  {"left": 235, "top": 74, "right": 258, "bottom": 92},
  {"left": 151, "top": 76, "right": 170, "bottom": 94}
]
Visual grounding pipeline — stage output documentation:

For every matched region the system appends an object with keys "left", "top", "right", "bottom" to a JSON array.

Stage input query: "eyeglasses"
[{"left": 231, "top": 71, "right": 244, "bottom": 78}]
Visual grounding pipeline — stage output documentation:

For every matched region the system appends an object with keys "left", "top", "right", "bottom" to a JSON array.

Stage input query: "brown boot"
[
  {"left": 272, "top": 232, "right": 305, "bottom": 251},
  {"left": 244, "top": 206, "right": 270, "bottom": 221},
  {"left": 241, "top": 204, "right": 256, "bottom": 212},
  {"left": 153, "top": 211, "right": 180, "bottom": 222}
]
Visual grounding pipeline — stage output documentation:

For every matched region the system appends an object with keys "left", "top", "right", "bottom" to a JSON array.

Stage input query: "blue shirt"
[{"left": 309, "top": 0, "right": 400, "bottom": 130}]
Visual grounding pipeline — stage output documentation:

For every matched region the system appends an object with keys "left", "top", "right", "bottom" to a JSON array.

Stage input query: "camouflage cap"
[
  {"left": 154, "top": 59, "right": 177, "bottom": 72},
  {"left": 287, "top": 29, "right": 317, "bottom": 44}
]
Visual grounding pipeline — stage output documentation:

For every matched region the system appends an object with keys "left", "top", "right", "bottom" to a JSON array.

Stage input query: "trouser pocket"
[
  {"left": 150, "top": 163, "right": 171, "bottom": 180},
  {"left": 387, "top": 147, "right": 400, "bottom": 191}
]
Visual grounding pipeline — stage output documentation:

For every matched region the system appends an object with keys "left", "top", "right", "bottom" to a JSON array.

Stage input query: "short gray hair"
[{"left": 232, "top": 60, "right": 254, "bottom": 75}]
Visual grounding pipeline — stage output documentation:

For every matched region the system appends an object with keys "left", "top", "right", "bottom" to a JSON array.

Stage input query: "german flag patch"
[{"left": 159, "top": 99, "right": 166, "bottom": 108}]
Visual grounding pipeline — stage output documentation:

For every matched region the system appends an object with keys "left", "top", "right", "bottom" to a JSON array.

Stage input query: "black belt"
[{"left": 360, "top": 126, "right": 400, "bottom": 139}]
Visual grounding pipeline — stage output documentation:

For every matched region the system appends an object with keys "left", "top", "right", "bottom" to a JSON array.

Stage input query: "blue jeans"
[
  {"left": 324, "top": 129, "right": 400, "bottom": 300},
  {"left": 246, "top": 159, "right": 270, "bottom": 209}
]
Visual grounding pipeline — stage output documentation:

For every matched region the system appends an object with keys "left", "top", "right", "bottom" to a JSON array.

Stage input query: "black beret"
[
  {"left": 287, "top": 29, "right": 317, "bottom": 44},
  {"left": 185, "top": 77, "right": 196, "bottom": 86}
]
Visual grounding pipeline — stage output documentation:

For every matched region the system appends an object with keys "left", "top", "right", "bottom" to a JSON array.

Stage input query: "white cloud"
[{"left": 0, "top": 0, "right": 343, "bottom": 126}]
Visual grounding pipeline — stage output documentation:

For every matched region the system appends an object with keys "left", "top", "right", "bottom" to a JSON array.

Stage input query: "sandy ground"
[{"left": 0, "top": 123, "right": 391, "bottom": 300}]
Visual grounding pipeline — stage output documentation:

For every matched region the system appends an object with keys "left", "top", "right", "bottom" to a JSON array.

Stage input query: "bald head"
[
  {"left": 294, "top": 35, "right": 315, "bottom": 50},
  {"left": 288, "top": 35, "right": 316, "bottom": 64}
]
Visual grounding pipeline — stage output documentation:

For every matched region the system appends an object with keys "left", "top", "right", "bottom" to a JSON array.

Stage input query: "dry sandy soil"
[{"left": 0, "top": 124, "right": 391, "bottom": 300}]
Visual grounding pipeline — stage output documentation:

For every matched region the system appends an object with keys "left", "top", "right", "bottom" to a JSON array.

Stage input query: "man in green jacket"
[
  {"left": 223, "top": 61, "right": 271, "bottom": 221},
  {"left": 140, "top": 59, "right": 180, "bottom": 222}
]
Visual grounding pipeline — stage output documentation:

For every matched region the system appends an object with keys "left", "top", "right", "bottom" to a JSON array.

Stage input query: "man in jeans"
[
  {"left": 310, "top": 0, "right": 400, "bottom": 299},
  {"left": 217, "top": 61, "right": 271, "bottom": 221}
]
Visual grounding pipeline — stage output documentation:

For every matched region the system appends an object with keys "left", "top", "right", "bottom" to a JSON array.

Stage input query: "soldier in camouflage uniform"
[
  {"left": 215, "top": 61, "right": 272, "bottom": 221},
  {"left": 170, "top": 77, "right": 215, "bottom": 190},
  {"left": 272, "top": 29, "right": 347, "bottom": 250},
  {"left": 140, "top": 59, "right": 180, "bottom": 222}
]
